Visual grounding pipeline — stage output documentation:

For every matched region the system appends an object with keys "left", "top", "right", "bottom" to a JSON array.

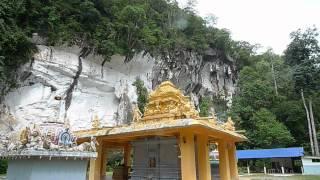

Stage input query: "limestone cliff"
[{"left": 0, "top": 45, "right": 237, "bottom": 133}]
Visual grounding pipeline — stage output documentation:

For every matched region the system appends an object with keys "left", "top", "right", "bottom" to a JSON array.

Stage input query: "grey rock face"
[
  {"left": 152, "top": 49, "right": 237, "bottom": 109},
  {"left": 0, "top": 46, "right": 237, "bottom": 134}
]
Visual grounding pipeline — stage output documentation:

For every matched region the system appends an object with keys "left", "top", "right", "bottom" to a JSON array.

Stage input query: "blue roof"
[{"left": 237, "top": 147, "right": 304, "bottom": 159}]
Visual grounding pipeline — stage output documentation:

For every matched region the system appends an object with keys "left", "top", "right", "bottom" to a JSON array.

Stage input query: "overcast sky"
[{"left": 178, "top": 0, "right": 320, "bottom": 54}]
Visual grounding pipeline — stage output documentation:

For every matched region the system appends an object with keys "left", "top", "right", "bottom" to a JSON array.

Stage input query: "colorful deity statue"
[{"left": 28, "top": 125, "right": 42, "bottom": 149}]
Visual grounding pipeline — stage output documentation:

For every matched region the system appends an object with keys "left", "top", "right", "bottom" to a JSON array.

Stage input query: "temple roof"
[
  {"left": 74, "top": 81, "right": 247, "bottom": 143},
  {"left": 75, "top": 118, "right": 247, "bottom": 142}
]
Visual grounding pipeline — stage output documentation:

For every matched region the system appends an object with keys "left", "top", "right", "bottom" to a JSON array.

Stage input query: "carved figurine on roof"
[
  {"left": 0, "top": 136, "right": 9, "bottom": 152},
  {"left": 142, "top": 81, "right": 199, "bottom": 121},
  {"left": 209, "top": 112, "right": 218, "bottom": 126},
  {"left": 91, "top": 114, "right": 100, "bottom": 129},
  {"left": 132, "top": 103, "right": 142, "bottom": 122},
  {"left": 223, "top": 117, "right": 235, "bottom": 131}
]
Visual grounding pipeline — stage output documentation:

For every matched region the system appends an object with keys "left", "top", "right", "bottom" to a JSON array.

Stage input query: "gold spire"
[{"left": 142, "top": 81, "right": 199, "bottom": 121}]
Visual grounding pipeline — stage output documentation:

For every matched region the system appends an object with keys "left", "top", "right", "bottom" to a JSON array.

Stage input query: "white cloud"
[{"left": 178, "top": 0, "right": 320, "bottom": 54}]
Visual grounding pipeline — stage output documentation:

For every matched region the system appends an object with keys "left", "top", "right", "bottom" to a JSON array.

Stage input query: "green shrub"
[
  {"left": 133, "top": 78, "right": 148, "bottom": 114},
  {"left": 0, "top": 160, "right": 8, "bottom": 174},
  {"left": 199, "top": 96, "right": 213, "bottom": 117}
]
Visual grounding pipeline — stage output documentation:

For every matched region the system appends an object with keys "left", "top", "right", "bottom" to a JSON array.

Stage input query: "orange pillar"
[
  {"left": 218, "top": 140, "right": 231, "bottom": 180},
  {"left": 101, "top": 149, "right": 108, "bottom": 177},
  {"left": 228, "top": 142, "right": 239, "bottom": 180},
  {"left": 197, "top": 135, "right": 212, "bottom": 180},
  {"left": 89, "top": 139, "right": 103, "bottom": 180},
  {"left": 180, "top": 130, "right": 197, "bottom": 180},
  {"left": 124, "top": 144, "right": 131, "bottom": 167}
]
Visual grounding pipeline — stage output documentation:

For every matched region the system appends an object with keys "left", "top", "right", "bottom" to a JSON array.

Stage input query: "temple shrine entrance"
[
  {"left": 130, "top": 137, "right": 180, "bottom": 179},
  {"left": 75, "top": 81, "right": 247, "bottom": 180}
]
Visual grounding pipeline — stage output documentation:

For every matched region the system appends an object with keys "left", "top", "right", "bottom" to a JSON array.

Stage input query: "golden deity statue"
[
  {"left": 132, "top": 104, "right": 142, "bottom": 122},
  {"left": 20, "top": 126, "right": 31, "bottom": 145},
  {"left": 223, "top": 117, "right": 235, "bottom": 131}
]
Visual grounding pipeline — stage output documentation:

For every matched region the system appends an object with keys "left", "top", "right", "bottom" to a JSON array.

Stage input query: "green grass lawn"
[{"left": 240, "top": 174, "right": 320, "bottom": 180}]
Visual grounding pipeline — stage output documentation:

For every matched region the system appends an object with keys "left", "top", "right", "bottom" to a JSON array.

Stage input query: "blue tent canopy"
[{"left": 237, "top": 147, "right": 304, "bottom": 159}]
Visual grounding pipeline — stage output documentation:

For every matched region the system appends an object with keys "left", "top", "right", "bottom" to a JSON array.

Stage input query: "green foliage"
[
  {"left": 284, "top": 27, "right": 320, "bottom": 97},
  {"left": 133, "top": 78, "right": 148, "bottom": 114},
  {"left": 0, "top": 0, "right": 37, "bottom": 94},
  {"left": 199, "top": 96, "right": 213, "bottom": 117},
  {"left": 232, "top": 48, "right": 304, "bottom": 149},
  {"left": 0, "top": 160, "right": 7, "bottom": 174},
  {"left": 233, "top": 27, "right": 320, "bottom": 151},
  {"left": 273, "top": 100, "right": 308, "bottom": 145},
  {"left": 283, "top": 27, "right": 320, "bottom": 154},
  {"left": 284, "top": 27, "right": 320, "bottom": 66},
  {"left": 231, "top": 41, "right": 258, "bottom": 68},
  {"left": 1, "top": 0, "right": 253, "bottom": 93},
  {"left": 107, "top": 150, "right": 123, "bottom": 169},
  {"left": 293, "top": 60, "right": 320, "bottom": 95},
  {"left": 248, "top": 109, "right": 295, "bottom": 148}
]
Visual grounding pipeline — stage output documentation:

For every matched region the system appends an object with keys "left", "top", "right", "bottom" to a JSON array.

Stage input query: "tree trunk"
[
  {"left": 271, "top": 59, "right": 278, "bottom": 96},
  {"left": 301, "top": 89, "right": 315, "bottom": 156},
  {"left": 309, "top": 99, "right": 319, "bottom": 156}
]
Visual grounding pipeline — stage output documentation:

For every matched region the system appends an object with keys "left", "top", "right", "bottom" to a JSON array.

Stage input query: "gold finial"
[
  {"left": 132, "top": 104, "right": 142, "bottom": 122},
  {"left": 223, "top": 117, "right": 235, "bottom": 131},
  {"left": 92, "top": 114, "right": 100, "bottom": 129},
  {"left": 142, "top": 81, "right": 199, "bottom": 121}
]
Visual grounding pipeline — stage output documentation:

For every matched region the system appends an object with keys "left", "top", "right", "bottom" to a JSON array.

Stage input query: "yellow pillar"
[
  {"left": 89, "top": 139, "right": 103, "bottom": 180},
  {"left": 197, "top": 135, "right": 212, "bottom": 180},
  {"left": 124, "top": 144, "right": 131, "bottom": 167},
  {"left": 228, "top": 142, "right": 239, "bottom": 180},
  {"left": 101, "top": 149, "right": 108, "bottom": 177},
  {"left": 218, "top": 140, "right": 231, "bottom": 180},
  {"left": 180, "top": 130, "right": 197, "bottom": 180}
]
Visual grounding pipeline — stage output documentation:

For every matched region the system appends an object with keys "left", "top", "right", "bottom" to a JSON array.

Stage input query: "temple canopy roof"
[{"left": 75, "top": 81, "right": 246, "bottom": 143}]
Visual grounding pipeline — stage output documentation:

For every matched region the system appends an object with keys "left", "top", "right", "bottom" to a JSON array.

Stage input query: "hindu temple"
[{"left": 75, "top": 81, "right": 247, "bottom": 180}]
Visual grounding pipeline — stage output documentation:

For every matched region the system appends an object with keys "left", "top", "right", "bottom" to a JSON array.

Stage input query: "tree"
[
  {"left": 117, "top": 5, "right": 149, "bottom": 62},
  {"left": 231, "top": 48, "right": 302, "bottom": 149},
  {"left": 285, "top": 27, "right": 320, "bottom": 156},
  {"left": 133, "top": 78, "right": 148, "bottom": 114},
  {"left": 273, "top": 100, "right": 309, "bottom": 147},
  {"left": 284, "top": 27, "right": 320, "bottom": 66},
  {"left": 248, "top": 109, "right": 295, "bottom": 148},
  {"left": 199, "top": 96, "right": 213, "bottom": 117},
  {"left": 0, "top": 0, "right": 36, "bottom": 97}
]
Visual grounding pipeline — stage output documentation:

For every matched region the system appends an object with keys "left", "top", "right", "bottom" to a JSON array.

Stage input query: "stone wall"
[{"left": 7, "top": 159, "right": 89, "bottom": 180}]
